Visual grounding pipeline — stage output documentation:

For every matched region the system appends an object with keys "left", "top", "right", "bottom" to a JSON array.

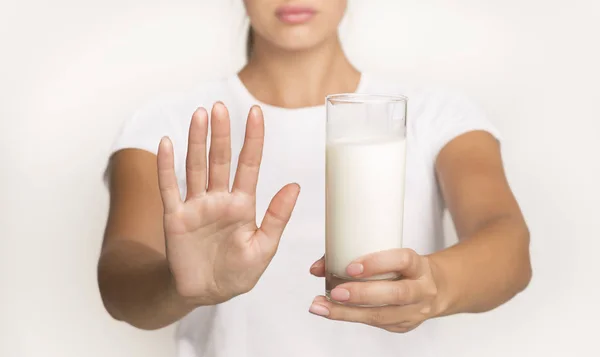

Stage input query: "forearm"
[
  {"left": 97, "top": 241, "right": 196, "bottom": 330},
  {"left": 429, "top": 216, "right": 532, "bottom": 317}
]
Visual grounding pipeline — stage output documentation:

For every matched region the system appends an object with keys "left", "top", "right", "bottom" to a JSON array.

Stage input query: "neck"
[{"left": 239, "top": 33, "right": 361, "bottom": 109}]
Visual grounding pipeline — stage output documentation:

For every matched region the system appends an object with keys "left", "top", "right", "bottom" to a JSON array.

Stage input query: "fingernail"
[
  {"left": 213, "top": 101, "right": 226, "bottom": 112},
  {"left": 330, "top": 288, "right": 350, "bottom": 301},
  {"left": 160, "top": 136, "right": 172, "bottom": 149},
  {"left": 347, "top": 263, "right": 364, "bottom": 276},
  {"left": 313, "top": 296, "right": 327, "bottom": 303},
  {"left": 309, "top": 304, "right": 330, "bottom": 317}
]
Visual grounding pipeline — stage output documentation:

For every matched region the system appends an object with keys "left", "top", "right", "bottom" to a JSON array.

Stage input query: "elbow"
[
  {"left": 514, "top": 226, "right": 533, "bottom": 294},
  {"left": 516, "top": 255, "right": 532, "bottom": 293},
  {"left": 96, "top": 262, "right": 139, "bottom": 328},
  {"left": 97, "top": 281, "right": 167, "bottom": 331},
  {"left": 126, "top": 320, "right": 171, "bottom": 331},
  {"left": 517, "top": 252, "right": 533, "bottom": 293},
  {"left": 97, "top": 262, "right": 173, "bottom": 331},
  {"left": 97, "top": 268, "right": 126, "bottom": 323},
  {"left": 100, "top": 299, "right": 127, "bottom": 325},
  {"left": 96, "top": 241, "right": 179, "bottom": 331}
]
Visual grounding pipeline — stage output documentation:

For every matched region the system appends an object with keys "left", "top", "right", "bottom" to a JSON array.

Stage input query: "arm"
[
  {"left": 429, "top": 130, "right": 532, "bottom": 315},
  {"left": 98, "top": 149, "right": 196, "bottom": 330}
]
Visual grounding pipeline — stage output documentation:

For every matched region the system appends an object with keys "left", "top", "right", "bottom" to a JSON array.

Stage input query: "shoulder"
[
  {"left": 138, "top": 77, "right": 233, "bottom": 124},
  {"left": 108, "top": 76, "right": 235, "bottom": 159},
  {"left": 121, "top": 76, "right": 236, "bottom": 138},
  {"left": 362, "top": 74, "right": 486, "bottom": 119},
  {"left": 363, "top": 73, "right": 501, "bottom": 164}
]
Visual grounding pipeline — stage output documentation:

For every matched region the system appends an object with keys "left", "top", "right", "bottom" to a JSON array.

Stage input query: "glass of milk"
[{"left": 325, "top": 93, "right": 408, "bottom": 304}]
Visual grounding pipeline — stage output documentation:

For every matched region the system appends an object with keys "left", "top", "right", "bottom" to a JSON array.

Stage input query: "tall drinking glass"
[{"left": 325, "top": 94, "right": 408, "bottom": 304}]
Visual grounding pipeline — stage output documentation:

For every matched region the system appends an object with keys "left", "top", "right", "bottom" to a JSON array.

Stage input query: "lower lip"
[{"left": 276, "top": 11, "right": 316, "bottom": 25}]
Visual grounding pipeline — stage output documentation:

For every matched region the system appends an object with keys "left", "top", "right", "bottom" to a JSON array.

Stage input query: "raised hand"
[{"left": 157, "top": 102, "right": 300, "bottom": 305}]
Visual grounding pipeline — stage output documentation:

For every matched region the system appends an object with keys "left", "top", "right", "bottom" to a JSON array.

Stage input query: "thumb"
[
  {"left": 257, "top": 183, "right": 300, "bottom": 251},
  {"left": 310, "top": 255, "right": 325, "bottom": 277}
]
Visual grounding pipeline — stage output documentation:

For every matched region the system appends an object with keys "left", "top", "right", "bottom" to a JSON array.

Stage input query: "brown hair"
[{"left": 246, "top": 26, "right": 254, "bottom": 61}]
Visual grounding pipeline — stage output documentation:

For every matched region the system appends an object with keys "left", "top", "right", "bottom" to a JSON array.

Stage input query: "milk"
[{"left": 325, "top": 135, "right": 407, "bottom": 281}]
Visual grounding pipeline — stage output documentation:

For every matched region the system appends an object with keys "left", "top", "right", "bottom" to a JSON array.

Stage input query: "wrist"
[
  {"left": 426, "top": 254, "right": 454, "bottom": 318},
  {"left": 166, "top": 272, "right": 231, "bottom": 308},
  {"left": 166, "top": 276, "right": 198, "bottom": 309}
]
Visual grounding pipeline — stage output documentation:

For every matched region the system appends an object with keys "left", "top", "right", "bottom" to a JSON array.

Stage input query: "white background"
[{"left": 1, "top": 0, "right": 599, "bottom": 356}]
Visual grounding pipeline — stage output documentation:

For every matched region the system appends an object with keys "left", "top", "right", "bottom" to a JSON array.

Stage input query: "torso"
[{"left": 109, "top": 73, "right": 499, "bottom": 357}]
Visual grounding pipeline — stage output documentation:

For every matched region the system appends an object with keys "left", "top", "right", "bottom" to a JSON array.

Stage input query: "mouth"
[{"left": 275, "top": 5, "right": 317, "bottom": 25}]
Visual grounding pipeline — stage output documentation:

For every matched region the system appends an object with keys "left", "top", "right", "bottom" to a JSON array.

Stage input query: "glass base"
[{"left": 325, "top": 272, "right": 401, "bottom": 307}]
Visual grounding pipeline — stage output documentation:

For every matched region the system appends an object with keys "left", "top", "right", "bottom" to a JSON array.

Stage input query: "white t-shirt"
[{"left": 107, "top": 73, "right": 500, "bottom": 357}]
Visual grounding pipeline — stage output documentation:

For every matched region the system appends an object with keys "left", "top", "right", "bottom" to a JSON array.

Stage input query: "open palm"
[{"left": 157, "top": 103, "right": 300, "bottom": 305}]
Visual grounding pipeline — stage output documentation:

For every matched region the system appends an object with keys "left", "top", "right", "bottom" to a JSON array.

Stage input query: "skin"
[{"left": 98, "top": 0, "right": 531, "bottom": 332}]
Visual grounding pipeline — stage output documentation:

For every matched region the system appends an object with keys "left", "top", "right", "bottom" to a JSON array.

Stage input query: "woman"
[{"left": 98, "top": 1, "right": 532, "bottom": 356}]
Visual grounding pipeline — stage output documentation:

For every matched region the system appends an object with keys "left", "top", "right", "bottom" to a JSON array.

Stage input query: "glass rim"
[{"left": 326, "top": 93, "right": 408, "bottom": 104}]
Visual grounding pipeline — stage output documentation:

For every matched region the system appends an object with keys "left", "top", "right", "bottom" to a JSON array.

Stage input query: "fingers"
[
  {"left": 329, "top": 279, "right": 422, "bottom": 306},
  {"left": 157, "top": 136, "right": 183, "bottom": 214},
  {"left": 207, "top": 102, "right": 231, "bottom": 192},
  {"left": 310, "top": 256, "right": 325, "bottom": 277},
  {"left": 309, "top": 296, "right": 402, "bottom": 326},
  {"left": 257, "top": 183, "right": 301, "bottom": 250},
  {"left": 232, "top": 106, "right": 264, "bottom": 195},
  {"left": 185, "top": 108, "right": 209, "bottom": 199},
  {"left": 349, "top": 248, "right": 425, "bottom": 280}
]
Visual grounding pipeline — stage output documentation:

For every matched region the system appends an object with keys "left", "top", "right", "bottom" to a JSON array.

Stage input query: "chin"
[{"left": 271, "top": 29, "right": 335, "bottom": 52}]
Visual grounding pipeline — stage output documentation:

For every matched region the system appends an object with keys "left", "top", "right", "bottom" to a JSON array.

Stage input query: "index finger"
[
  {"left": 348, "top": 248, "right": 425, "bottom": 280},
  {"left": 330, "top": 279, "right": 422, "bottom": 307}
]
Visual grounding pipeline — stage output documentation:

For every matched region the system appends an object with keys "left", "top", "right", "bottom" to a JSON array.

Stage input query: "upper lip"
[{"left": 275, "top": 5, "right": 317, "bottom": 16}]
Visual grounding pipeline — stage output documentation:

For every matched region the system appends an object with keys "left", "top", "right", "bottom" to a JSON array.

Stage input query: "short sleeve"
[
  {"left": 415, "top": 90, "right": 502, "bottom": 167},
  {"left": 109, "top": 102, "right": 183, "bottom": 156},
  {"left": 103, "top": 101, "right": 185, "bottom": 187}
]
